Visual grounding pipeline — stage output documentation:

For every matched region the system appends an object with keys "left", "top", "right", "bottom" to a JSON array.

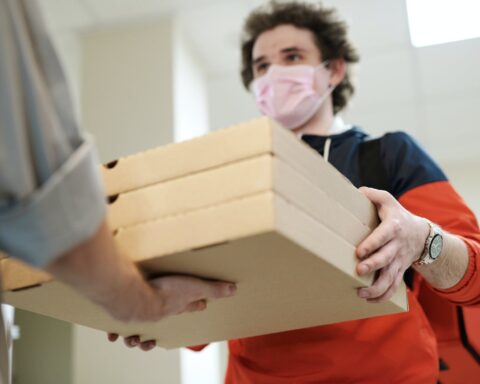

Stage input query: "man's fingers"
[
  {"left": 366, "top": 274, "right": 404, "bottom": 304},
  {"left": 107, "top": 333, "right": 119, "bottom": 342},
  {"left": 152, "top": 276, "right": 237, "bottom": 302},
  {"left": 139, "top": 340, "right": 157, "bottom": 351},
  {"left": 357, "top": 220, "right": 398, "bottom": 260},
  {"left": 359, "top": 187, "right": 393, "bottom": 207},
  {"left": 124, "top": 335, "right": 140, "bottom": 348},
  {"left": 358, "top": 263, "right": 402, "bottom": 300},
  {"left": 357, "top": 241, "right": 397, "bottom": 275},
  {"left": 201, "top": 280, "right": 237, "bottom": 300},
  {"left": 147, "top": 275, "right": 237, "bottom": 318},
  {"left": 185, "top": 299, "right": 207, "bottom": 313},
  {"left": 173, "top": 278, "right": 237, "bottom": 302}
]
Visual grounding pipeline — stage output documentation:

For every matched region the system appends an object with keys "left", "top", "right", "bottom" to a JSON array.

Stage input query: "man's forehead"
[{"left": 252, "top": 25, "right": 318, "bottom": 60}]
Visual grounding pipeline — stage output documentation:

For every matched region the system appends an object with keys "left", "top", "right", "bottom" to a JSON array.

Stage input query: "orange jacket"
[{"left": 191, "top": 130, "right": 480, "bottom": 383}]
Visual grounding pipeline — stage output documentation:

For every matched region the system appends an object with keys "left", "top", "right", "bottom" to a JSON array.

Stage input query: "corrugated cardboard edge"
[
  {"left": 3, "top": 193, "right": 407, "bottom": 349},
  {"left": 114, "top": 190, "right": 405, "bottom": 314},
  {"left": 273, "top": 194, "right": 408, "bottom": 312},
  {"left": 101, "top": 117, "right": 378, "bottom": 230},
  {"left": 106, "top": 155, "right": 372, "bottom": 248},
  {"left": 114, "top": 192, "right": 277, "bottom": 263},
  {"left": 107, "top": 155, "right": 274, "bottom": 229},
  {"left": 101, "top": 117, "right": 274, "bottom": 196},
  {"left": 1, "top": 258, "right": 52, "bottom": 292},
  {"left": 270, "top": 121, "right": 379, "bottom": 229}
]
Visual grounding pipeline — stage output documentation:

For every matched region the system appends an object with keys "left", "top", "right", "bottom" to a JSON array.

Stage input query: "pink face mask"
[{"left": 252, "top": 63, "right": 334, "bottom": 130}]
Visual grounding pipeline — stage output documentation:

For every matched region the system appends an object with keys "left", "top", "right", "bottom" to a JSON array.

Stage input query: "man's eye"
[
  {"left": 256, "top": 63, "right": 270, "bottom": 73},
  {"left": 286, "top": 54, "right": 301, "bottom": 62}
]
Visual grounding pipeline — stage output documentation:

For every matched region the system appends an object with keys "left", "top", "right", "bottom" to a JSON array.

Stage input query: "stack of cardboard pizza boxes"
[{"left": 0, "top": 118, "right": 407, "bottom": 349}]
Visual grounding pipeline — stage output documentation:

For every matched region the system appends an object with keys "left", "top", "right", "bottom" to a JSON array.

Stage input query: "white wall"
[
  {"left": 12, "top": 311, "right": 73, "bottom": 384},
  {"left": 72, "top": 326, "right": 180, "bottom": 384},
  {"left": 76, "top": 16, "right": 183, "bottom": 384},
  {"left": 173, "top": 24, "right": 209, "bottom": 142},
  {"left": 51, "top": 33, "right": 83, "bottom": 121},
  {"left": 82, "top": 17, "right": 175, "bottom": 163},
  {"left": 443, "top": 162, "right": 480, "bottom": 220},
  {"left": 207, "top": 75, "right": 259, "bottom": 131},
  {"left": 172, "top": 23, "right": 227, "bottom": 384}
]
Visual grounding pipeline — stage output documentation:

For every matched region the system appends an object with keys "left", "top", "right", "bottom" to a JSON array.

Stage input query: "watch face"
[{"left": 429, "top": 234, "right": 443, "bottom": 259}]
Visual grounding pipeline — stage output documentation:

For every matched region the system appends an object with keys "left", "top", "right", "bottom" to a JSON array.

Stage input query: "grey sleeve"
[{"left": 0, "top": 0, "right": 106, "bottom": 266}]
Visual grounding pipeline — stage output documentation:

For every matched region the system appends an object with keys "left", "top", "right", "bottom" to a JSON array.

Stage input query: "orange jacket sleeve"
[{"left": 399, "top": 180, "right": 480, "bottom": 307}]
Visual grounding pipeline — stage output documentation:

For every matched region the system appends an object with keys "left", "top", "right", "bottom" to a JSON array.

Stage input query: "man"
[
  {"left": 0, "top": 1, "right": 235, "bottom": 382},
  {"left": 117, "top": 2, "right": 480, "bottom": 382}
]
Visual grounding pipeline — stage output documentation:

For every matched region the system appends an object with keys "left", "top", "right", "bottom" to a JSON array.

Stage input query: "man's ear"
[{"left": 328, "top": 59, "right": 346, "bottom": 87}]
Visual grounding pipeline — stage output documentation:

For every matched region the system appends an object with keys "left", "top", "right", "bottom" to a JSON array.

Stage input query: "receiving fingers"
[
  {"left": 139, "top": 340, "right": 157, "bottom": 351},
  {"left": 184, "top": 299, "right": 207, "bottom": 313},
  {"left": 182, "top": 279, "right": 237, "bottom": 302},
  {"left": 366, "top": 273, "right": 404, "bottom": 304},
  {"left": 107, "top": 333, "right": 119, "bottom": 342},
  {"left": 358, "top": 262, "right": 401, "bottom": 300},
  {"left": 357, "top": 241, "right": 397, "bottom": 276},
  {"left": 359, "top": 187, "right": 393, "bottom": 207},
  {"left": 200, "top": 280, "right": 237, "bottom": 300},
  {"left": 124, "top": 335, "right": 140, "bottom": 348},
  {"left": 118, "top": 335, "right": 156, "bottom": 351},
  {"left": 357, "top": 220, "right": 399, "bottom": 260}
]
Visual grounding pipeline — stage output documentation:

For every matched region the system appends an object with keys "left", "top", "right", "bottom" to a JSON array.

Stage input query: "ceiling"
[
  {"left": 39, "top": 0, "right": 416, "bottom": 77},
  {"left": 38, "top": 0, "right": 480, "bottom": 166}
]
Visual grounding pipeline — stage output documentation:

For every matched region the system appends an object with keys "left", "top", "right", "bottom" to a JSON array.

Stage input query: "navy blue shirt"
[{"left": 301, "top": 127, "right": 447, "bottom": 199}]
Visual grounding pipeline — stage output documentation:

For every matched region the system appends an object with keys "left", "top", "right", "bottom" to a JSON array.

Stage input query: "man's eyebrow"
[
  {"left": 281, "top": 46, "right": 305, "bottom": 54},
  {"left": 252, "top": 55, "right": 266, "bottom": 65},
  {"left": 252, "top": 47, "right": 306, "bottom": 65}
]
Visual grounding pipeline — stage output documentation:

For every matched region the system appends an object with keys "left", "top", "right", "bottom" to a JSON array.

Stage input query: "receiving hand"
[
  {"left": 107, "top": 274, "right": 236, "bottom": 350},
  {"left": 356, "top": 187, "right": 429, "bottom": 303}
]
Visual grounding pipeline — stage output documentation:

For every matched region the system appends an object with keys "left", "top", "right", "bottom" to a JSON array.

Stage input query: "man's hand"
[
  {"left": 355, "top": 187, "right": 429, "bottom": 303},
  {"left": 112, "top": 274, "right": 237, "bottom": 323},
  {"left": 46, "top": 221, "right": 236, "bottom": 324},
  {"left": 106, "top": 275, "right": 236, "bottom": 351},
  {"left": 107, "top": 333, "right": 157, "bottom": 351}
]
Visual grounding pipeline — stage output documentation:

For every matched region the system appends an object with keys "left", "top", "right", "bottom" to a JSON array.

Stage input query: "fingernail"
[
  {"left": 228, "top": 284, "right": 237, "bottom": 295},
  {"left": 359, "top": 264, "right": 369, "bottom": 274},
  {"left": 358, "top": 290, "right": 369, "bottom": 299},
  {"left": 358, "top": 250, "right": 366, "bottom": 259}
]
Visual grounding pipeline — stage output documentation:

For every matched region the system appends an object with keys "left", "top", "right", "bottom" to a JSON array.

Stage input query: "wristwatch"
[{"left": 414, "top": 220, "right": 444, "bottom": 266}]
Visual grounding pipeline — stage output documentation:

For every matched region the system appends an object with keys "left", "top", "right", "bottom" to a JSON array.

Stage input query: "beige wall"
[
  {"left": 12, "top": 310, "right": 73, "bottom": 384},
  {"left": 78, "top": 16, "right": 182, "bottom": 384},
  {"left": 82, "top": 18, "right": 175, "bottom": 163},
  {"left": 72, "top": 326, "right": 180, "bottom": 384}
]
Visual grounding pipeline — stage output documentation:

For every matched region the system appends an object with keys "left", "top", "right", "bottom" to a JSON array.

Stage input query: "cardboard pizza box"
[
  {"left": 101, "top": 118, "right": 377, "bottom": 229},
  {"left": 2, "top": 192, "right": 407, "bottom": 349},
  {"left": 0, "top": 118, "right": 407, "bottom": 348}
]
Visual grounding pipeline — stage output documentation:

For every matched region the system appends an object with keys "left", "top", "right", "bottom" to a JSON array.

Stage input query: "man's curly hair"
[{"left": 241, "top": 1, "right": 359, "bottom": 113}]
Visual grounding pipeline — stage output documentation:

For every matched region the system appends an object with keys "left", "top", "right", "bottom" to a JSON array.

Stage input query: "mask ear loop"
[
  {"left": 315, "top": 60, "right": 336, "bottom": 100},
  {"left": 321, "top": 60, "right": 336, "bottom": 92}
]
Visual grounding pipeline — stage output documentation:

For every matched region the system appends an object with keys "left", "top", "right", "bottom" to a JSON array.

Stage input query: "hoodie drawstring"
[{"left": 323, "top": 138, "right": 331, "bottom": 163}]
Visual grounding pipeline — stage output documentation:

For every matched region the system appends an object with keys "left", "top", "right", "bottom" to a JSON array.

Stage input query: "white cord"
[{"left": 323, "top": 138, "right": 332, "bottom": 163}]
